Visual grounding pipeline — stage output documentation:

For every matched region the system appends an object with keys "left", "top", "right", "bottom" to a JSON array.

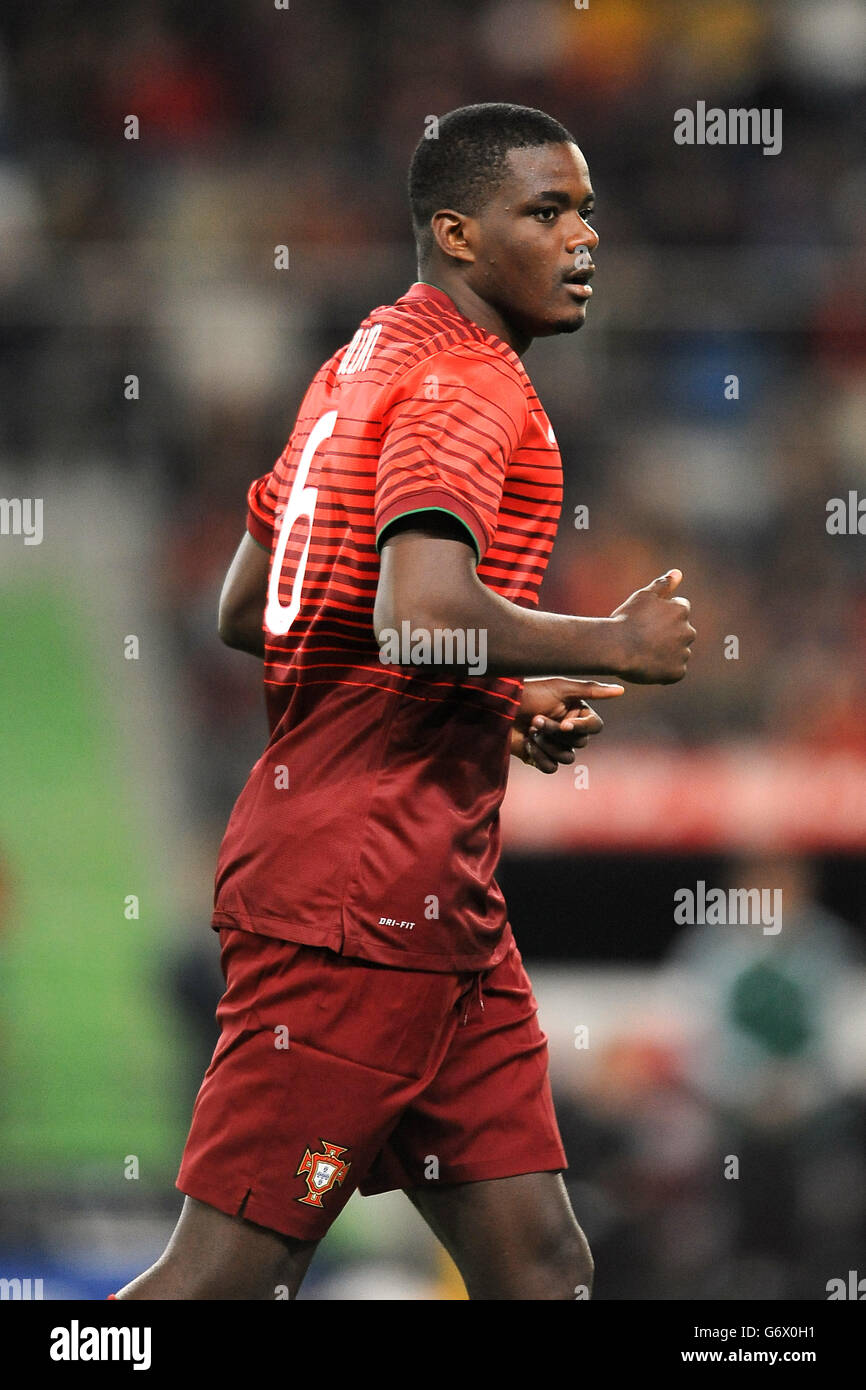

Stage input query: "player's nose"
[{"left": 566, "top": 215, "right": 598, "bottom": 254}]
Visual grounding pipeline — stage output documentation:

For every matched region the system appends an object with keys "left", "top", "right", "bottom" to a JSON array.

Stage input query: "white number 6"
[{"left": 265, "top": 409, "right": 338, "bottom": 636}]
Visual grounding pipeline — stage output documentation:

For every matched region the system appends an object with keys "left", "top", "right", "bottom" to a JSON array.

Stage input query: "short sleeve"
[
  {"left": 246, "top": 470, "right": 280, "bottom": 550},
  {"left": 375, "top": 344, "right": 528, "bottom": 564}
]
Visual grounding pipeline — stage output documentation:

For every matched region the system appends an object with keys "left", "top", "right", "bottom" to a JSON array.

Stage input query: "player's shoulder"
[
  {"left": 310, "top": 286, "right": 535, "bottom": 436},
  {"left": 368, "top": 288, "right": 531, "bottom": 403}
]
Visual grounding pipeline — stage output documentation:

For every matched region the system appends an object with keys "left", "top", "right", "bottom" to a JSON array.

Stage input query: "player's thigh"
[
  {"left": 406, "top": 1171, "right": 593, "bottom": 1300},
  {"left": 117, "top": 1196, "right": 320, "bottom": 1301}
]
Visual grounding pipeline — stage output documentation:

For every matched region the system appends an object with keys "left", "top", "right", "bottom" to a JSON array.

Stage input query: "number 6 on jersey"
[{"left": 265, "top": 409, "right": 338, "bottom": 636}]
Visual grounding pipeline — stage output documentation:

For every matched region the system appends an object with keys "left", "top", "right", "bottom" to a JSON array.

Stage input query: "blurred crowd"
[
  {"left": 555, "top": 855, "right": 865, "bottom": 1299},
  {"left": 2, "top": 0, "right": 865, "bottom": 833}
]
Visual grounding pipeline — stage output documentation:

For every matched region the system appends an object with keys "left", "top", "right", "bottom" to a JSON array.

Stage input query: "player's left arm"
[
  {"left": 377, "top": 516, "right": 626, "bottom": 774},
  {"left": 511, "top": 677, "right": 624, "bottom": 774},
  {"left": 218, "top": 531, "right": 269, "bottom": 657}
]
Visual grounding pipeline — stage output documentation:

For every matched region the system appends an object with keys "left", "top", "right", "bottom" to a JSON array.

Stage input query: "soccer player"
[{"left": 114, "top": 103, "right": 695, "bottom": 1301}]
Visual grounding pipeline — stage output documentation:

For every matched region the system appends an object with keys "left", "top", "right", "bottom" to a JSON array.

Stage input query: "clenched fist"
[{"left": 609, "top": 569, "right": 696, "bottom": 684}]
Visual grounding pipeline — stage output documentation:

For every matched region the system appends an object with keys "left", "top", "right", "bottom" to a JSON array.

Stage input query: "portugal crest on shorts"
[{"left": 296, "top": 1139, "right": 351, "bottom": 1207}]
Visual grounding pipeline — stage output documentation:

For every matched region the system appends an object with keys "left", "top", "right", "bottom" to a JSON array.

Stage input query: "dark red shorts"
[{"left": 176, "top": 927, "right": 566, "bottom": 1240}]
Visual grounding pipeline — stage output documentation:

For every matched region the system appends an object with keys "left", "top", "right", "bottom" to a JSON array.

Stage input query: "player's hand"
[
  {"left": 609, "top": 569, "right": 696, "bottom": 684},
  {"left": 510, "top": 678, "right": 624, "bottom": 774}
]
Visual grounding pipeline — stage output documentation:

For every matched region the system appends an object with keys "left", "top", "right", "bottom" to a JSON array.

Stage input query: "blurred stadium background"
[{"left": 1, "top": 0, "right": 865, "bottom": 1300}]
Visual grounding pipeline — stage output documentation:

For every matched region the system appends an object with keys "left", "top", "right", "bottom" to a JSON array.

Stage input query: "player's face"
[{"left": 470, "top": 143, "right": 597, "bottom": 340}]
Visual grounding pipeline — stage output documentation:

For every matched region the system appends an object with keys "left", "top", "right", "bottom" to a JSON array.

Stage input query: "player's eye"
[
  {"left": 533, "top": 206, "right": 559, "bottom": 222},
  {"left": 581, "top": 208, "right": 595, "bottom": 224}
]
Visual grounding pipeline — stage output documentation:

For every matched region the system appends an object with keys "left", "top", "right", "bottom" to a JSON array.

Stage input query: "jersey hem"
[
  {"left": 211, "top": 910, "right": 512, "bottom": 974},
  {"left": 211, "top": 911, "right": 344, "bottom": 954}
]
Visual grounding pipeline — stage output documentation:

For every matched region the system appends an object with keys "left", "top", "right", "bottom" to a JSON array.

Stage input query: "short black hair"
[{"left": 408, "top": 102, "right": 576, "bottom": 262}]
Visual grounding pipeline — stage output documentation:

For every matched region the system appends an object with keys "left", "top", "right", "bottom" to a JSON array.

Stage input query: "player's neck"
[{"left": 415, "top": 273, "right": 531, "bottom": 357}]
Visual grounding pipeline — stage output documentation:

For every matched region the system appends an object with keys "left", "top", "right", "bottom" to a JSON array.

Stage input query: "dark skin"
[
  {"left": 217, "top": 530, "right": 626, "bottom": 771},
  {"left": 117, "top": 141, "right": 694, "bottom": 1302},
  {"left": 422, "top": 139, "right": 599, "bottom": 354},
  {"left": 374, "top": 143, "right": 695, "bottom": 686}
]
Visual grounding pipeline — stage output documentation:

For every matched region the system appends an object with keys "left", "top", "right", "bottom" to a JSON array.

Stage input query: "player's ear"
[{"left": 430, "top": 209, "right": 475, "bottom": 264}]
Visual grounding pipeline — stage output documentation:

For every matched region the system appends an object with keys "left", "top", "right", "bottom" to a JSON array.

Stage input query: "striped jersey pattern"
[{"left": 213, "top": 281, "right": 564, "bottom": 971}]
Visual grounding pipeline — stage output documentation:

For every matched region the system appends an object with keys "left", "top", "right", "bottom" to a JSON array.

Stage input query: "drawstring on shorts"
[{"left": 459, "top": 971, "right": 485, "bottom": 1026}]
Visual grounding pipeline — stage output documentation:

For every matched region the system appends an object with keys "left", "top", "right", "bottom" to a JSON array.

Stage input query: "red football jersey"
[{"left": 212, "top": 282, "right": 563, "bottom": 971}]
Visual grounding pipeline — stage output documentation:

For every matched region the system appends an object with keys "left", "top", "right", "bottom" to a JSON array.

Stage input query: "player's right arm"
[
  {"left": 218, "top": 531, "right": 269, "bottom": 657},
  {"left": 217, "top": 459, "right": 287, "bottom": 657},
  {"left": 374, "top": 517, "right": 695, "bottom": 683}
]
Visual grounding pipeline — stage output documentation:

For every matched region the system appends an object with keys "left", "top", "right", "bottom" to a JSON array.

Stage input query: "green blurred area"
[{"left": 0, "top": 581, "right": 183, "bottom": 1186}]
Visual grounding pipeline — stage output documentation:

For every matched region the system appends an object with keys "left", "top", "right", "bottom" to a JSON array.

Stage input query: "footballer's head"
[{"left": 408, "top": 103, "right": 597, "bottom": 351}]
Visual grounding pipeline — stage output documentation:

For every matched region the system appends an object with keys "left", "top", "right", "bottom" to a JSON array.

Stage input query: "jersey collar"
[
  {"left": 400, "top": 281, "right": 523, "bottom": 369},
  {"left": 402, "top": 281, "right": 462, "bottom": 313}
]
